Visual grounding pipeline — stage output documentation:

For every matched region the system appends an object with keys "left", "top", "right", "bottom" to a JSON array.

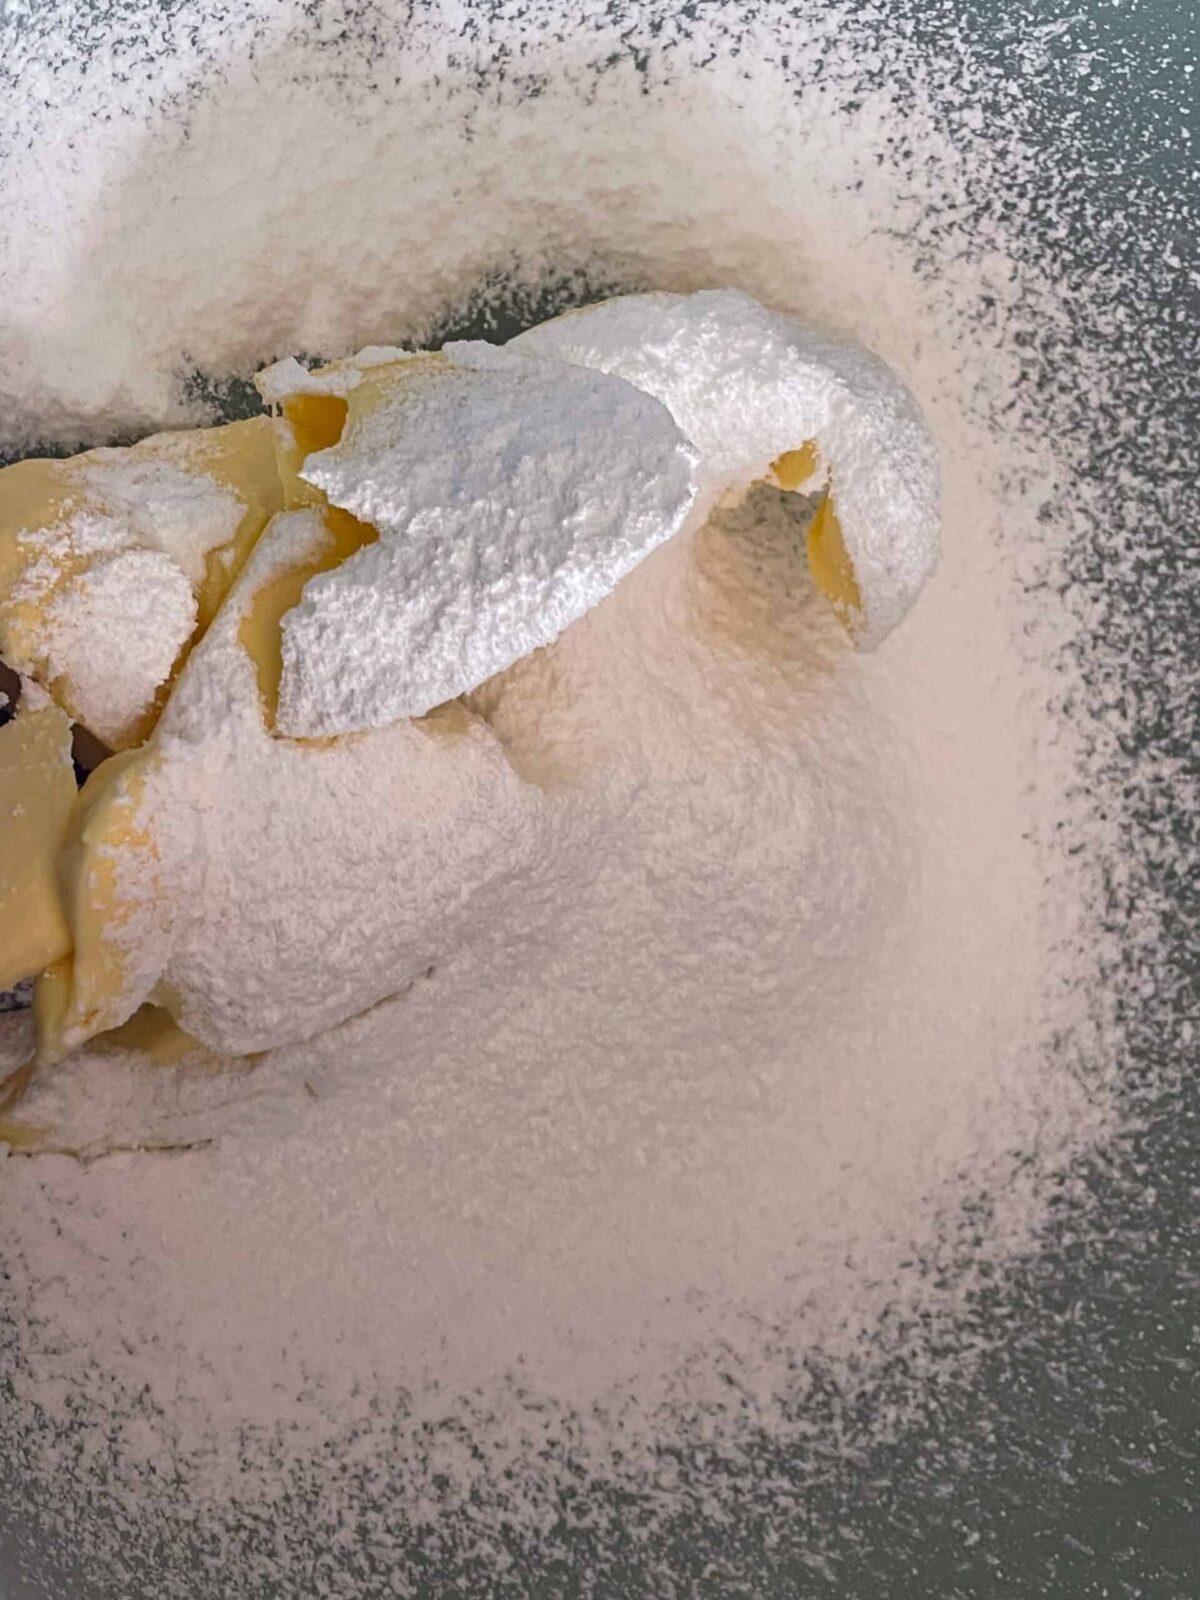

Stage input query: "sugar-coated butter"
[
  {"left": 0, "top": 702, "right": 76, "bottom": 990},
  {"left": 0, "top": 417, "right": 284, "bottom": 748}
]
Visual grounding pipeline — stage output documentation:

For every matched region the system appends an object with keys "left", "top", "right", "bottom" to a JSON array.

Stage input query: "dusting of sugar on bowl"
[{"left": 0, "top": 0, "right": 1186, "bottom": 1595}]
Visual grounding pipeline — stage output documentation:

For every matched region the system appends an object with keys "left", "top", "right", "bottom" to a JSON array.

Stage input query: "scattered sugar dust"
[{"left": 0, "top": 1, "right": 1190, "bottom": 1596}]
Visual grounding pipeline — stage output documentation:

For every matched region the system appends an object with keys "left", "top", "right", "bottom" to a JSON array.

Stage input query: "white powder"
[
  {"left": 266, "top": 298, "right": 938, "bottom": 737},
  {"left": 507, "top": 288, "right": 940, "bottom": 646},
  {"left": 76, "top": 449, "right": 245, "bottom": 590},
  {"left": 81, "top": 505, "right": 549, "bottom": 1056},
  {"left": 37, "top": 549, "right": 195, "bottom": 743},
  {"left": 6, "top": 445, "right": 245, "bottom": 744},
  {"left": 278, "top": 342, "right": 698, "bottom": 734},
  {"left": 0, "top": 1, "right": 1146, "bottom": 1596},
  {"left": 60, "top": 290, "right": 938, "bottom": 1055}
]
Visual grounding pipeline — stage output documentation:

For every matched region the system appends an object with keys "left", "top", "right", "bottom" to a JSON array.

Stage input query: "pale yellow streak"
[
  {"left": 36, "top": 747, "right": 159, "bottom": 1065},
  {"left": 0, "top": 704, "right": 76, "bottom": 991},
  {"left": 806, "top": 492, "right": 862, "bottom": 620}
]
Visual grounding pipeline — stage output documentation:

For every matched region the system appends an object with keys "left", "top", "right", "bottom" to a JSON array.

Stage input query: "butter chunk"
[
  {"left": 0, "top": 417, "right": 283, "bottom": 748},
  {"left": 38, "top": 505, "right": 545, "bottom": 1060},
  {"left": 239, "top": 505, "right": 377, "bottom": 729},
  {"left": 770, "top": 441, "right": 822, "bottom": 494},
  {"left": 0, "top": 702, "right": 76, "bottom": 990},
  {"left": 36, "top": 746, "right": 163, "bottom": 1065}
]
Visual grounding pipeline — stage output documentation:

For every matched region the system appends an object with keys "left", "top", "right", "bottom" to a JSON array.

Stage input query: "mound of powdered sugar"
[
  {"left": 279, "top": 342, "right": 699, "bottom": 734},
  {"left": 507, "top": 288, "right": 941, "bottom": 646},
  {"left": 4, "top": 446, "right": 246, "bottom": 744},
  {"left": 0, "top": 1, "right": 1182, "bottom": 1596}
]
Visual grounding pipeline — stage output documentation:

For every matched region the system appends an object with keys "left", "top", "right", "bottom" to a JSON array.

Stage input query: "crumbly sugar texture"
[
  {"left": 508, "top": 288, "right": 940, "bottom": 645},
  {"left": 0, "top": 2, "right": 1191, "bottom": 1598},
  {"left": 91, "top": 505, "right": 553, "bottom": 1055},
  {"left": 1, "top": 439, "right": 249, "bottom": 745},
  {"left": 263, "top": 306, "right": 937, "bottom": 740},
  {"left": 281, "top": 343, "right": 698, "bottom": 734},
  {"left": 35, "top": 551, "right": 194, "bottom": 736},
  {"left": 52, "top": 296, "right": 937, "bottom": 1057}
]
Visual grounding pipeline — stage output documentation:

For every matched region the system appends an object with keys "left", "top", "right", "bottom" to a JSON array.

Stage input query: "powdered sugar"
[
  {"left": 509, "top": 289, "right": 940, "bottom": 645},
  {"left": 75, "top": 448, "right": 245, "bottom": 588},
  {"left": 37, "top": 550, "right": 195, "bottom": 742},
  {"left": 278, "top": 342, "right": 698, "bottom": 734},
  {"left": 262, "top": 299, "right": 938, "bottom": 737},
  {"left": 79, "top": 504, "right": 549, "bottom": 1055},
  {"left": 0, "top": 0, "right": 1172, "bottom": 1594},
  {"left": 4, "top": 441, "right": 246, "bottom": 744}
]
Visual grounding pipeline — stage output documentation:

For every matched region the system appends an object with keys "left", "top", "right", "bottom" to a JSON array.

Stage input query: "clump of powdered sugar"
[
  {"left": 34, "top": 549, "right": 195, "bottom": 741},
  {"left": 507, "top": 288, "right": 941, "bottom": 646},
  {"left": 279, "top": 343, "right": 698, "bottom": 734},
  {"left": 75, "top": 449, "right": 246, "bottom": 588},
  {"left": 264, "top": 299, "right": 938, "bottom": 739},
  {"left": 5, "top": 446, "right": 244, "bottom": 743},
  {"left": 0, "top": 1, "right": 1188, "bottom": 1596}
]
